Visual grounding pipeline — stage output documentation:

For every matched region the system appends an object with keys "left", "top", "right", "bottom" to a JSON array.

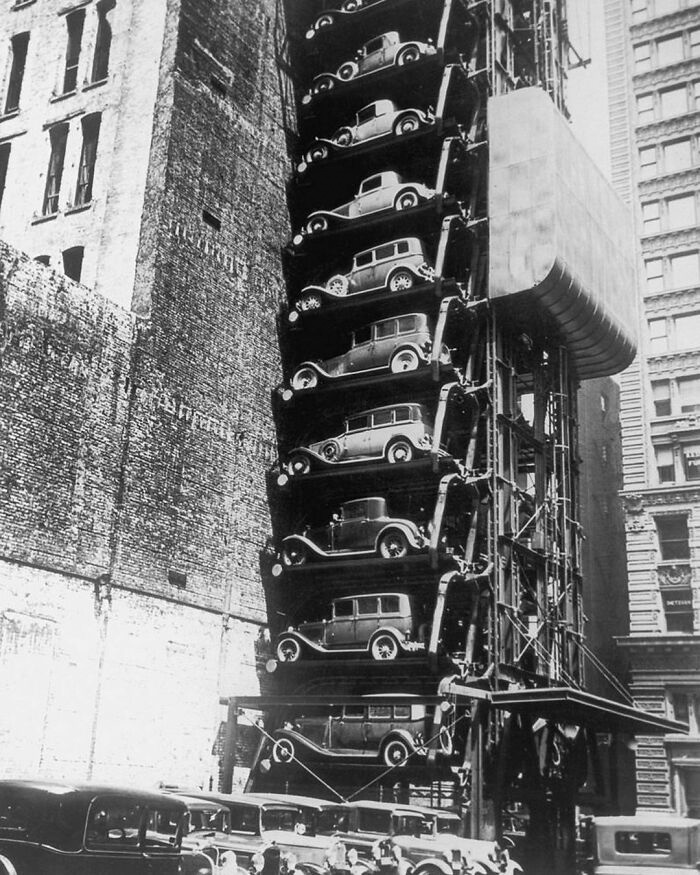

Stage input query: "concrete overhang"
[{"left": 488, "top": 87, "right": 637, "bottom": 381}]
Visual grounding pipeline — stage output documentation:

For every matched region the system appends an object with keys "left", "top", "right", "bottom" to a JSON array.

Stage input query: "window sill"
[
  {"left": 31, "top": 211, "right": 59, "bottom": 225},
  {"left": 65, "top": 201, "right": 93, "bottom": 216},
  {"left": 83, "top": 77, "right": 108, "bottom": 92},
  {"left": 50, "top": 90, "right": 77, "bottom": 104},
  {"left": 0, "top": 109, "right": 20, "bottom": 123},
  {"left": 12, "top": 0, "right": 36, "bottom": 8}
]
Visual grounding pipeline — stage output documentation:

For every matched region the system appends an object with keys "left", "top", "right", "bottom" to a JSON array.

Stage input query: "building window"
[
  {"left": 634, "top": 42, "right": 652, "bottom": 72},
  {"left": 656, "top": 514, "right": 690, "bottom": 560},
  {"left": 42, "top": 123, "right": 68, "bottom": 215},
  {"left": 655, "top": 446, "right": 675, "bottom": 482},
  {"left": 652, "top": 380, "right": 671, "bottom": 416},
  {"left": 62, "top": 9, "right": 85, "bottom": 94},
  {"left": 682, "top": 443, "right": 700, "bottom": 481},
  {"left": 664, "top": 138, "right": 692, "bottom": 172},
  {"left": 4, "top": 32, "right": 29, "bottom": 114},
  {"left": 691, "top": 29, "right": 700, "bottom": 58},
  {"left": 642, "top": 201, "right": 660, "bottom": 233},
  {"left": 645, "top": 258, "right": 664, "bottom": 292},
  {"left": 75, "top": 113, "right": 100, "bottom": 206},
  {"left": 656, "top": 33, "right": 683, "bottom": 66},
  {"left": 679, "top": 376, "right": 700, "bottom": 414},
  {"left": 675, "top": 312, "right": 700, "bottom": 348},
  {"left": 668, "top": 194, "right": 696, "bottom": 229},
  {"left": 670, "top": 252, "right": 700, "bottom": 289},
  {"left": 91, "top": 1, "right": 113, "bottom": 82},
  {"left": 0, "top": 143, "right": 9, "bottom": 214},
  {"left": 694, "top": 81, "right": 700, "bottom": 110},
  {"left": 640, "top": 146, "right": 657, "bottom": 178},
  {"left": 660, "top": 85, "right": 687, "bottom": 118},
  {"left": 637, "top": 93, "right": 654, "bottom": 123},
  {"left": 632, "top": 0, "right": 648, "bottom": 22},
  {"left": 62, "top": 246, "right": 84, "bottom": 282},
  {"left": 648, "top": 317, "right": 668, "bottom": 352}
]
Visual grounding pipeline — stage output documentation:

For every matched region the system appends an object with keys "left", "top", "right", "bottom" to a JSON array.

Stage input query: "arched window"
[
  {"left": 91, "top": 2, "right": 114, "bottom": 82},
  {"left": 62, "top": 246, "right": 84, "bottom": 282}
]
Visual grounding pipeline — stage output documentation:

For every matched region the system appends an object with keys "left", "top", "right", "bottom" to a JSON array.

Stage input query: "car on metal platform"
[
  {"left": 280, "top": 497, "right": 428, "bottom": 566},
  {"left": 305, "top": 0, "right": 389, "bottom": 40}
]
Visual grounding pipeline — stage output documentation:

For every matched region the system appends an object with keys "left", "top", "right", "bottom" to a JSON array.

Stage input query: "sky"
[{"left": 567, "top": 0, "right": 612, "bottom": 178}]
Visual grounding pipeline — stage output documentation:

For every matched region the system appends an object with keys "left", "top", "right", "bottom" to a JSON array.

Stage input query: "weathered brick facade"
[{"left": 0, "top": 0, "right": 289, "bottom": 785}]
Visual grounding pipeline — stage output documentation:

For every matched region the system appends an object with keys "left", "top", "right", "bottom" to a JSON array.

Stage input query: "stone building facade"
[
  {"left": 605, "top": 0, "right": 700, "bottom": 815},
  {"left": 0, "top": 0, "right": 289, "bottom": 787}
]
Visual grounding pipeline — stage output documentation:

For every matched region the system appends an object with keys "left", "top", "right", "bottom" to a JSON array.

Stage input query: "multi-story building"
[
  {"left": 0, "top": 0, "right": 289, "bottom": 786},
  {"left": 606, "top": 0, "right": 700, "bottom": 815}
]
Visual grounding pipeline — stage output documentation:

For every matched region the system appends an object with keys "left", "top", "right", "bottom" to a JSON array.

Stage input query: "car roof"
[
  {"left": 172, "top": 794, "right": 229, "bottom": 812},
  {"left": 342, "top": 496, "right": 385, "bottom": 506},
  {"left": 347, "top": 800, "right": 428, "bottom": 815},
  {"left": 180, "top": 790, "right": 299, "bottom": 812},
  {"left": 354, "top": 237, "right": 421, "bottom": 259},
  {"left": 0, "top": 779, "right": 187, "bottom": 808},
  {"left": 246, "top": 792, "right": 346, "bottom": 809},
  {"left": 347, "top": 403, "right": 425, "bottom": 418},
  {"left": 595, "top": 816, "right": 700, "bottom": 830},
  {"left": 333, "top": 592, "right": 408, "bottom": 603}
]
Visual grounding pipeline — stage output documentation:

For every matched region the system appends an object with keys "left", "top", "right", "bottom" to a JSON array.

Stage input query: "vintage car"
[
  {"left": 294, "top": 172, "right": 437, "bottom": 242},
  {"left": 306, "top": 0, "right": 386, "bottom": 39},
  {"left": 304, "top": 32, "right": 436, "bottom": 100},
  {"left": 276, "top": 592, "right": 425, "bottom": 662},
  {"left": 295, "top": 239, "right": 434, "bottom": 313},
  {"left": 280, "top": 497, "right": 428, "bottom": 565},
  {"left": 334, "top": 802, "right": 522, "bottom": 875},
  {"left": 286, "top": 403, "right": 437, "bottom": 474},
  {"left": 301, "top": 100, "right": 434, "bottom": 168},
  {"left": 590, "top": 815, "right": 700, "bottom": 874},
  {"left": 179, "top": 791, "right": 369, "bottom": 873},
  {"left": 0, "top": 779, "right": 209, "bottom": 875},
  {"left": 290, "top": 313, "right": 448, "bottom": 391},
  {"left": 270, "top": 697, "right": 449, "bottom": 768}
]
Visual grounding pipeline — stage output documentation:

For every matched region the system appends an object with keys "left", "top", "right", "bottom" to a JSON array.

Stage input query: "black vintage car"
[{"left": 0, "top": 780, "right": 209, "bottom": 875}]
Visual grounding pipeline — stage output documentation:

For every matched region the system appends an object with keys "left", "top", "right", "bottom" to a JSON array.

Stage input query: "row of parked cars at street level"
[{"left": 0, "top": 780, "right": 520, "bottom": 875}]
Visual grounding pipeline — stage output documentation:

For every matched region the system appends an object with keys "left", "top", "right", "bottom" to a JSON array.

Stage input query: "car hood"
[
  {"left": 394, "top": 835, "right": 513, "bottom": 870},
  {"left": 263, "top": 829, "right": 333, "bottom": 850}
]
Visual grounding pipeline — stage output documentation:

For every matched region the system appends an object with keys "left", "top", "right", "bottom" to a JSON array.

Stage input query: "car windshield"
[
  {"left": 229, "top": 804, "right": 261, "bottom": 834},
  {"left": 261, "top": 806, "right": 298, "bottom": 832},
  {"left": 395, "top": 814, "right": 434, "bottom": 837},
  {"left": 435, "top": 815, "right": 461, "bottom": 835},
  {"left": 188, "top": 807, "right": 229, "bottom": 833},
  {"left": 317, "top": 807, "right": 352, "bottom": 835},
  {"left": 144, "top": 805, "right": 183, "bottom": 851},
  {"left": 614, "top": 831, "right": 672, "bottom": 855}
]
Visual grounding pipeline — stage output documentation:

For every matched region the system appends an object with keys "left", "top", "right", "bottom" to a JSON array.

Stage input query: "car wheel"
[
  {"left": 439, "top": 726, "right": 454, "bottom": 755},
  {"left": 386, "top": 439, "right": 414, "bottom": 464},
  {"left": 394, "top": 114, "right": 420, "bottom": 136},
  {"left": 388, "top": 269, "right": 416, "bottom": 292},
  {"left": 0, "top": 857, "right": 18, "bottom": 875},
  {"left": 338, "top": 61, "right": 358, "bottom": 81},
  {"left": 272, "top": 738, "right": 296, "bottom": 764},
  {"left": 313, "top": 74, "right": 335, "bottom": 94},
  {"left": 334, "top": 128, "right": 354, "bottom": 147},
  {"left": 315, "top": 13, "right": 335, "bottom": 29},
  {"left": 378, "top": 529, "right": 409, "bottom": 559},
  {"left": 342, "top": 0, "right": 361, "bottom": 9},
  {"left": 298, "top": 291, "right": 323, "bottom": 311},
  {"left": 390, "top": 348, "right": 420, "bottom": 372},
  {"left": 397, "top": 45, "right": 421, "bottom": 65},
  {"left": 287, "top": 453, "right": 311, "bottom": 476},
  {"left": 276, "top": 636, "right": 302, "bottom": 662},
  {"left": 307, "top": 144, "right": 329, "bottom": 163},
  {"left": 381, "top": 737, "right": 410, "bottom": 766},
  {"left": 326, "top": 274, "right": 349, "bottom": 295},
  {"left": 320, "top": 440, "right": 340, "bottom": 462},
  {"left": 282, "top": 543, "right": 307, "bottom": 566},
  {"left": 306, "top": 215, "right": 329, "bottom": 235},
  {"left": 291, "top": 367, "right": 319, "bottom": 390},
  {"left": 394, "top": 190, "right": 419, "bottom": 211},
  {"left": 371, "top": 633, "right": 400, "bottom": 661}
]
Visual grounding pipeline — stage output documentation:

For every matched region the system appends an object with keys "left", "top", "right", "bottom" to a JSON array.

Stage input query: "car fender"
[
  {"left": 382, "top": 430, "right": 431, "bottom": 458},
  {"left": 381, "top": 727, "right": 421, "bottom": 751},
  {"left": 376, "top": 522, "right": 426, "bottom": 550},
  {"left": 395, "top": 108, "right": 433, "bottom": 128},
  {"left": 413, "top": 857, "right": 454, "bottom": 875},
  {"left": 390, "top": 341, "right": 431, "bottom": 364},
  {"left": 282, "top": 534, "right": 331, "bottom": 559},
  {"left": 286, "top": 446, "right": 335, "bottom": 470},
  {"left": 277, "top": 630, "right": 329, "bottom": 654},
  {"left": 291, "top": 360, "right": 332, "bottom": 381}
]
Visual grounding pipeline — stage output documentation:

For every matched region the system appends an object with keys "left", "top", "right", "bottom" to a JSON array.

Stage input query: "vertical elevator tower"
[{"left": 220, "top": 0, "right": 680, "bottom": 866}]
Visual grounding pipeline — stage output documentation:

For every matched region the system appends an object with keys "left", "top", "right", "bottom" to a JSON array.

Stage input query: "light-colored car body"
[
  {"left": 296, "top": 238, "right": 434, "bottom": 312},
  {"left": 296, "top": 172, "right": 436, "bottom": 241},
  {"left": 276, "top": 592, "right": 425, "bottom": 662},
  {"left": 290, "top": 313, "right": 449, "bottom": 391},
  {"left": 286, "top": 403, "right": 436, "bottom": 474},
  {"left": 592, "top": 816, "right": 700, "bottom": 875},
  {"left": 270, "top": 697, "right": 448, "bottom": 767},
  {"left": 301, "top": 100, "right": 434, "bottom": 169},
  {"left": 281, "top": 496, "right": 428, "bottom": 565},
  {"left": 304, "top": 32, "right": 436, "bottom": 102}
]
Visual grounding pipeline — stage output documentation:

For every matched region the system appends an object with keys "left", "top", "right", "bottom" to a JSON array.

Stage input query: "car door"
[
  {"left": 366, "top": 705, "right": 393, "bottom": 752},
  {"left": 336, "top": 500, "right": 370, "bottom": 549},
  {"left": 359, "top": 37, "right": 385, "bottom": 74},
  {"left": 354, "top": 596, "right": 379, "bottom": 645},
  {"left": 367, "top": 408, "right": 393, "bottom": 457},
  {"left": 334, "top": 705, "right": 365, "bottom": 750},
  {"left": 355, "top": 104, "right": 379, "bottom": 142},
  {"left": 343, "top": 414, "right": 371, "bottom": 462},
  {"left": 327, "top": 599, "right": 355, "bottom": 646},
  {"left": 347, "top": 324, "right": 374, "bottom": 372},
  {"left": 143, "top": 804, "right": 185, "bottom": 875},
  {"left": 354, "top": 175, "right": 383, "bottom": 216}
]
